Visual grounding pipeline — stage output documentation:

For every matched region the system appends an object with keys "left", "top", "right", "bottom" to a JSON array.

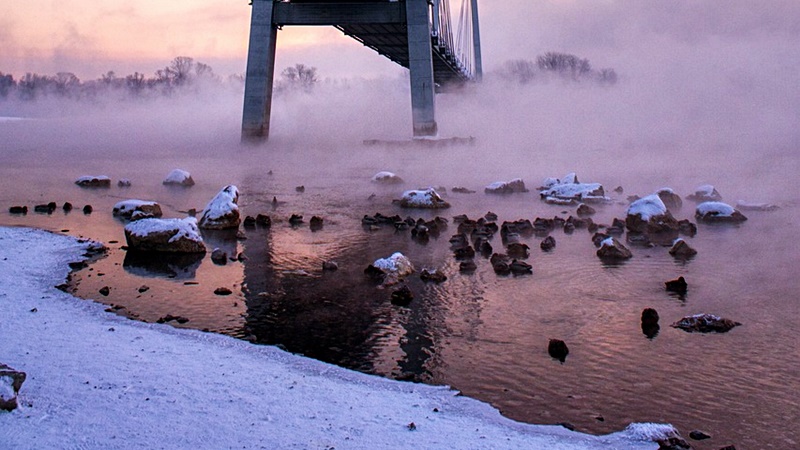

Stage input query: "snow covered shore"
[{"left": 0, "top": 227, "right": 670, "bottom": 449}]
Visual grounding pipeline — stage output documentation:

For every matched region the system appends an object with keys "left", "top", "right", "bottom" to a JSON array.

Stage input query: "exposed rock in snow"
[
  {"left": 484, "top": 178, "right": 528, "bottom": 194},
  {"left": 0, "top": 363, "right": 26, "bottom": 411},
  {"left": 655, "top": 188, "right": 682, "bottom": 211},
  {"left": 695, "top": 202, "right": 747, "bottom": 223},
  {"left": 163, "top": 169, "right": 195, "bottom": 186},
  {"left": 625, "top": 194, "right": 679, "bottom": 234},
  {"left": 124, "top": 217, "right": 206, "bottom": 253},
  {"left": 671, "top": 314, "right": 741, "bottom": 333},
  {"left": 365, "top": 252, "right": 414, "bottom": 286},
  {"left": 399, "top": 188, "right": 450, "bottom": 209},
  {"left": 686, "top": 184, "right": 722, "bottom": 202},
  {"left": 371, "top": 171, "right": 403, "bottom": 184},
  {"left": 112, "top": 200, "right": 163, "bottom": 220},
  {"left": 74, "top": 175, "right": 110, "bottom": 188},
  {"left": 198, "top": 185, "right": 241, "bottom": 229},
  {"left": 596, "top": 237, "right": 633, "bottom": 260},
  {"left": 539, "top": 173, "right": 608, "bottom": 204},
  {"left": 735, "top": 200, "right": 779, "bottom": 212}
]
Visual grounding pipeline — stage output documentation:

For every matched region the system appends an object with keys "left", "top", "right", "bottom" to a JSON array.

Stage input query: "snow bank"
[
  {"left": 627, "top": 194, "right": 668, "bottom": 221},
  {"left": 0, "top": 226, "right": 668, "bottom": 450}
]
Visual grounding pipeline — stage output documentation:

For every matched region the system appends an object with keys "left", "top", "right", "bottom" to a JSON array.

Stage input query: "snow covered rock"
[
  {"left": 669, "top": 238, "right": 697, "bottom": 258},
  {"left": 625, "top": 194, "right": 679, "bottom": 234},
  {"left": 371, "top": 171, "right": 403, "bottom": 184},
  {"left": 163, "top": 169, "right": 195, "bottom": 187},
  {"left": 695, "top": 202, "right": 747, "bottom": 223},
  {"left": 596, "top": 237, "right": 633, "bottom": 260},
  {"left": 0, "top": 363, "right": 26, "bottom": 412},
  {"left": 398, "top": 188, "right": 450, "bottom": 209},
  {"left": 484, "top": 178, "right": 528, "bottom": 194},
  {"left": 671, "top": 313, "right": 741, "bottom": 333},
  {"left": 735, "top": 200, "right": 779, "bottom": 212},
  {"left": 75, "top": 175, "right": 111, "bottom": 188},
  {"left": 539, "top": 173, "right": 607, "bottom": 204},
  {"left": 365, "top": 252, "right": 414, "bottom": 286},
  {"left": 655, "top": 188, "right": 682, "bottom": 211},
  {"left": 686, "top": 184, "right": 722, "bottom": 203},
  {"left": 198, "top": 185, "right": 241, "bottom": 229},
  {"left": 124, "top": 217, "right": 206, "bottom": 253},
  {"left": 112, "top": 200, "right": 163, "bottom": 220}
]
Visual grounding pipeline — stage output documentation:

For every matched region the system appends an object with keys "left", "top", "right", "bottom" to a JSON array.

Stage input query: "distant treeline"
[
  {"left": 0, "top": 57, "right": 320, "bottom": 101},
  {"left": 498, "top": 52, "right": 618, "bottom": 86}
]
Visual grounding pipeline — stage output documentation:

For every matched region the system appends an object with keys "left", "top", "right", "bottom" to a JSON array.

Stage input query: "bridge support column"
[
  {"left": 242, "top": 0, "right": 278, "bottom": 143},
  {"left": 405, "top": 0, "right": 437, "bottom": 137}
]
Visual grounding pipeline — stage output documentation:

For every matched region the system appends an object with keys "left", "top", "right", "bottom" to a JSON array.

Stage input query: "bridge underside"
[{"left": 242, "top": 0, "right": 477, "bottom": 142}]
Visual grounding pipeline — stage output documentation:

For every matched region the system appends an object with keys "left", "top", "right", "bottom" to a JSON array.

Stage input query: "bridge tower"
[{"left": 241, "top": 0, "right": 481, "bottom": 142}]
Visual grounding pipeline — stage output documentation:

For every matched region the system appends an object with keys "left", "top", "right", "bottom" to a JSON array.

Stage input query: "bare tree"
[
  {"left": 280, "top": 64, "right": 318, "bottom": 92},
  {"left": 0, "top": 72, "right": 14, "bottom": 98}
]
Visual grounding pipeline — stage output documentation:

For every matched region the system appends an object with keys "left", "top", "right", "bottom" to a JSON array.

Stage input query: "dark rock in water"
[
  {"left": 671, "top": 313, "right": 741, "bottom": 333},
  {"left": 34, "top": 204, "right": 55, "bottom": 214},
  {"left": 289, "top": 214, "right": 304, "bottom": 225},
  {"left": 309, "top": 215, "right": 324, "bottom": 230},
  {"left": 563, "top": 222, "right": 575, "bottom": 234},
  {"left": 485, "top": 178, "right": 528, "bottom": 194},
  {"left": 210, "top": 248, "right": 228, "bottom": 265},
  {"left": 490, "top": 253, "right": 511, "bottom": 275},
  {"left": 138, "top": 285, "right": 150, "bottom": 293},
  {"left": 656, "top": 435, "right": 692, "bottom": 449},
  {"left": 596, "top": 237, "right": 633, "bottom": 260},
  {"left": 548, "top": 339, "right": 569, "bottom": 362},
  {"left": 9, "top": 206, "right": 27, "bottom": 214},
  {"left": 157, "top": 314, "right": 190, "bottom": 324},
  {"left": 83, "top": 205, "right": 93, "bottom": 214},
  {"left": 540, "top": 235, "right": 556, "bottom": 252},
  {"left": 243, "top": 216, "right": 256, "bottom": 228},
  {"left": 689, "top": 430, "right": 711, "bottom": 441},
  {"left": 391, "top": 285, "right": 414, "bottom": 306},
  {"left": 255, "top": 214, "right": 271, "bottom": 227},
  {"left": 451, "top": 187, "right": 476, "bottom": 194},
  {"left": 62, "top": 202, "right": 73, "bottom": 212},
  {"left": 665, "top": 276, "right": 688, "bottom": 294},
  {"left": 459, "top": 260, "right": 477, "bottom": 273},
  {"left": 75, "top": 175, "right": 111, "bottom": 188},
  {"left": 322, "top": 260, "right": 339, "bottom": 271},
  {"left": 686, "top": 185, "right": 722, "bottom": 203},
  {"left": 509, "top": 259, "right": 532, "bottom": 275},
  {"left": 0, "top": 363, "right": 27, "bottom": 412},
  {"left": 677, "top": 220, "right": 697, "bottom": 237},
  {"left": 99, "top": 286, "right": 110, "bottom": 296},
  {"left": 669, "top": 239, "right": 697, "bottom": 258},
  {"left": 118, "top": 179, "right": 132, "bottom": 187},
  {"left": 576, "top": 203, "right": 596, "bottom": 217},
  {"left": 484, "top": 211, "right": 498, "bottom": 221},
  {"left": 592, "top": 232, "right": 611, "bottom": 247},
  {"left": 295, "top": 185, "right": 305, "bottom": 192},
  {"left": 656, "top": 188, "right": 683, "bottom": 212},
  {"left": 420, "top": 268, "right": 447, "bottom": 283},
  {"left": 506, "top": 242, "right": 530, "bottom": 259},
  {"left": 557, "top": 422, "right": 576, "bottom": 431},
  {"left": 214, "top": 287, "right": 233, "bottom": 296},
  {"left": 613, "top": 186, "right": 624, "bottom": 194},
  {"left": 476, "top": 238, "right": 493, "bottom": 257},
  {"left": 641, "top": 308, "right": 660, "bottom": 338},
  {"left": 453, "top": 245, "right": 475, "bottom": 260}
]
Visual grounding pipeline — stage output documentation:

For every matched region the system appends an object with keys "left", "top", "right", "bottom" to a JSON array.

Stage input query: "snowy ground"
[{"left": 0, "top": 226, "right": 671, "bottom": 449}]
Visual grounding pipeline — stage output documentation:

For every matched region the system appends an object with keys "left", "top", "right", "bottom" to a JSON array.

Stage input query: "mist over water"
[{"left": 2, "top": 3, "right": 799, "bottom": 449}]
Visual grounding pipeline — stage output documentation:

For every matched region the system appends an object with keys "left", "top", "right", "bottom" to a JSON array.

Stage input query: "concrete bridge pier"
[
  {"left": 241, "top": 0, "right": 278, "bottom": 142},
  {"left": 406, "top": 0, "right": 437, "bottom": 137}
]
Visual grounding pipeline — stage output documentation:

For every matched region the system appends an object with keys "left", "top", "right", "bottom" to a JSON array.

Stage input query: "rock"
[
  {"left": 596, "top": 237, "right": 633, "bottom": 260},
  {"left": 399, "top": 188, "right": 450, "bottom": 209},
  {"left": 124, "top": 217, "right": 206, "bottom": 253},
  {"left": 289, "top": 214, "right": 304, "bottom": 225},
  {"left": 669, "top": 239, "right": 697, "bottom": 258},
  {"left": 540, "top": 235, "right": 556, "bottom": 251},
  {"left": 62, "top": 202, "right": 73, "bottom": 212},
  {"left": 677, "top": 219, "right": 697, "bottom": 237},
  {"left": 214, "top": 287, "right": 233, "bottom": 296},
  {"left": 8, "top": 206, "right": 27, "bottom": 214},
  {"left": 371, "top": 171, "right": 404, "bottom": 184},
  {"left": 451, "top": 187, "right": 476, "bottom": 194},
  {"left": 490, "top": 253, "right": 511, "bottom": 275},
  {"left": 99, "top": 286, "right": 110, "bottom": 296},
  {"left": 735, "top": 200, "right": 778, "bottom": 212},
  {"left": 539, "top": 172, "right": 608, "bottom": 204},
  {"left": 686, "top": 184, "right": 722, "bottom": 203},
  {"left": 576, "top": 203, "right": 596, "bottom": 217},
  {"left": 509, "top": 259, "right": 532, "bottom": 275},
  {"left": 198, "top": 185, "right": 240, "bottom": 230},
  {"left": 626, "top": 194, "right": 679, "bottom": 234},
  {"left": 157, "top": 314, "right": 190, "bottom": 324},
  {"left": 162, "top": 169, "right": 195, "bottom": 186},
  {"left": 642, "top": 308, "right": 660, "bottom": 338},
  {"left": 592, "top": 232, "right": 611, "bottom": 247},
  {"left": 671, "top": 313, "right": 741, "bottom": 333},
  {"left": 656, "top": 435, "right": 692, "bottom": 449},
  {"left": 243, "top": 216, "right": 256, "bottom": 228},
  {"left": 309, "top": 216, "right": 324, "bottom": 230},
  {"left": 391, "top": 285, "right": 414, "bottom": 306},
  {"left": 138, "top": 285, "right": 150, "bottom": 293},
  {"left": 0, "top": 363, "right": 27, "bottom": 412},
  {"left": 656, "top": 188, "right": 683, "bottom": 211},
  {"left": 484, "top": 178, "right": 528, "bottom": 194},
  {"left": 459, "top": 260, "right": 477, "bottom": 272},
  {"left": 548, "top": 339, "right": 569, "bottom": 362},
  {"left": 295, "top": 185, "right": 305, "bottom": 193},
  {"left": 689, "top": 430, "right": 711, "bottom": 441},
  {"left": 484, "top": 211, "right": 498, "bottom": 221},
  {"left": 83, "top": 205, "right": 93, "bottom": 214},
  {"left": 365, "top": 252, "right": 414, "bottom": 286},
  {"left": 75, "top": 175, "right": 111, "bottom": 188},
  {"left": 665, "top": 276, "right": 688, "bottom": 294},
  {"left": 255, "top": 214, "right": 271, "bottom": 227},
  {"left": 322, "top": 260, "right": 339, "bottom": 271},
  {"left": 695, "top": 202, "right": 747, "bottom": 223},
  {"left": 113, "top": 200, "right": 163, "bottom": 220},
  {"left": 210, "top": 248, "right": 228, "bottom": 265},
  {"left": 506, "top": 242, "right": 530, "bottom": 259},
  {"left": 420, "top": 268, "right": 447, "bottom": 282},
  {"left": 117, "top": 178, "right": 132, "bottom": 187}
]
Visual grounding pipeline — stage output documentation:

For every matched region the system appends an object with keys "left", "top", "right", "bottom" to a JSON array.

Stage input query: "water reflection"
[{"left": 123, "top": 251, "right": 204, "bottom": 279}]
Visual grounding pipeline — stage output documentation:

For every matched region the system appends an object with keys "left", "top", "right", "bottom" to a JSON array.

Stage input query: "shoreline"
[{"left": 0, "top": 225, "right": 672, "bottom": 449}]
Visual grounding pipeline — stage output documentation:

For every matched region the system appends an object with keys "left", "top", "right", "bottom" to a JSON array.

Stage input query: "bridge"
[{"left": 242, "top": 0, "right": 482, "bottom": 142}]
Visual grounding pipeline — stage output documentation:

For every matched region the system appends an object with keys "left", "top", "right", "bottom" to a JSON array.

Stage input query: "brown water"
[{"left": 2, "top": 103, "right": 799, "bottom": 450}]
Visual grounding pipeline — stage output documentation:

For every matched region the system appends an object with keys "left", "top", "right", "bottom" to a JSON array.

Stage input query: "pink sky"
[{"left": 2, "top": 1, "right": 799, "bottom": 81}]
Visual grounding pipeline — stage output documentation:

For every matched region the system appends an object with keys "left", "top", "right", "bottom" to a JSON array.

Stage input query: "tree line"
[{"left": 498, "top": 52, "right": 618, "bottom": 86}]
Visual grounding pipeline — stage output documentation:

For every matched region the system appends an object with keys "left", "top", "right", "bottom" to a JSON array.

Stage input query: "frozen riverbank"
[{"left": 0, "top": 226, "right": 672, "bottom": 449}]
